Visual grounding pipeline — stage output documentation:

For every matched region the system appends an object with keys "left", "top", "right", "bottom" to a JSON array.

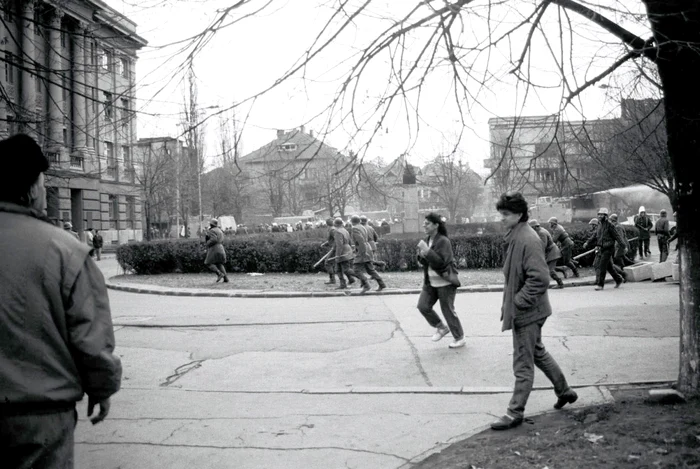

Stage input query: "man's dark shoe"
[
  {"left": 222, "top": 276, "right": 229, "bottom": 283},
  {"left": 348, "top": 279, "right": 356, "bottom": 285},
  {"left": 324, "top": 280, "right": 336, "bottom": 285},
  {"left": 360, "top": 284, "right": 371, "bottom": 294},
  {"left": 376, "top": 285, "right": 386, "bottom": 292},
  {"left": 614, "top": 280, "right": 622, "bottom": 289},
  {"left": 554, "top": 390, "right": 578, "bottom": 409},
  {"left": 216, "top": 273, "right": 223, "bottom": 283},
  {"left": 594, "top": 286, "right": 604, "bottom": 291},
  {"left": 490, "top": 414, "right": 523, "bottom": 431},
  {"left": 573, "top": 271, "right": 580, "bottom": 278}
]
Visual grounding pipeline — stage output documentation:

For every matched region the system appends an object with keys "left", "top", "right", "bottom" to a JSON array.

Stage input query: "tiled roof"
[{"left": 239, "top": 129, "right": 345, "bottom": 164}]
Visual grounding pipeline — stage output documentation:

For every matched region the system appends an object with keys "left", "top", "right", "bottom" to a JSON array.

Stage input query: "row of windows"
[{"left": 107, "top": 195, "right": 137, "bottom": 228}]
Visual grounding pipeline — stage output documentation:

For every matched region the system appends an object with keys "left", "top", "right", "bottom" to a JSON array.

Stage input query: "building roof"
[{"left": 239, "top": 128, "right": 346, "bottom": 165}]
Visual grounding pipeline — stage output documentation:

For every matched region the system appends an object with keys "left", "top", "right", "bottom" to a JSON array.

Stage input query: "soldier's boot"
[{"left": 324, "top": 273, "right": 336, "bottom": 285}]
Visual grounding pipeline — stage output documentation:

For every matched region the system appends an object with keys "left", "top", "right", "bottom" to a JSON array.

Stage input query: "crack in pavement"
[
  {"left": 75, "top": 441, "right": 410, "bottom": 461},
  {"left": 560, "top": 336, "right": 570, "bottom": 351},
  {"left": 160, "top": 360, "right": 205, "bottom": 387},
  {"left": 161, "top": 423, "right": 187, "bottom": 444}
]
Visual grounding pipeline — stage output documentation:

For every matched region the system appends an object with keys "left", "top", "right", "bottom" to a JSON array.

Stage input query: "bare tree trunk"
[{"left": 644, "top": 0, "right": 700, "bottom": 394}]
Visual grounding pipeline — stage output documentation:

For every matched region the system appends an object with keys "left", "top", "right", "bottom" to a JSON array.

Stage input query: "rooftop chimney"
[
  {"left": 300, "top": 125, "right": 305, "bottom": 134},
  {"left": 310, "top": 130, "right": 314, "bottom": 138},
  {"left": 276, "top": 129, "right": 284, "bottom": 138}
]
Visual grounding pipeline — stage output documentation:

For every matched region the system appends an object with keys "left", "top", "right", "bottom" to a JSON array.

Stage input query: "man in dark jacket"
[
  {"left": 0, "top": 134, "right": 122, "bottom": 468},
  {"left": 655, "top": 209, "right": 671, "bottom": 263},
  {"left": 584, "top": 207, "right": 625, "bottom": 290},
  {"left": 320, "top": 218, "right": 342, "bottom": 285},
  {"left": 490, "top": 192, "right": 577, "bottom": 431},
  {"left": 609, "top": 214, "right": 630, "bottom": 280},
  {"left": 634, "top": 206, "right": 653, "bottom": 257},
  {"left": 93, "top": 229, "right": 104, "bottom": 260}
]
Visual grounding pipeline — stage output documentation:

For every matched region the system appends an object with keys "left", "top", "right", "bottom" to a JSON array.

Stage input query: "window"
[
  {"left": 277, "top": 143, "right": 297, "bottom": 152},
  {"left": 4, "top": 51, "right": 13, "bottom": 84},
  {"left": 108, "top": 195, "right": 118, "bottom": 229},
  {"left": 122, "top": 145, "right": 134, "bottom": 182},
  {"left": 99, "top": 49, "right": 110, "bottom": 71},
  {"left": 117, "top": 57, "right": 129, "bottom": 78},
  {"left": 120, "top": 98, "right": 129, "bottom": 128},
  {"left": 103, "top": 92, "right": 113, "bottom": 120},
  {"left": 104, "top": 141, "right": 116, "bottom": 178},
  {"left": 126, "top": 196, "right": 136, "bottom": 228}
]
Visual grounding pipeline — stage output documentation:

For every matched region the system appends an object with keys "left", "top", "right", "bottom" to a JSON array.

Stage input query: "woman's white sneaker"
[
  {"left": 431, "top": 326, "right": 450, "bottom": 342},
  {"left": 448, "top": 337, "right": 466, "bottom": 349}
]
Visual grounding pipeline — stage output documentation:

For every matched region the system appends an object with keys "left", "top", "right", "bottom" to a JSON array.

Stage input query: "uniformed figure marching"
[
  {"left": 351, "top": 215, "right": 386, "bottom": 292},
  {"left": 584, "top": 208, "right": 625, "bottom": 290},
  {"left": 548, "top": 217, "right": 579, "bottom": 278},
  {"left": 333, "top": 217, "right": 367, "bottom": 290},
  {"left": 529, "top": 219, "right": 564, "bottom": 289},
  {"left": 321, "top": 218, "right": 350, "bottom": 286},
  {"left": 609, "top": 213, "right": 630, "bottom": 281}
]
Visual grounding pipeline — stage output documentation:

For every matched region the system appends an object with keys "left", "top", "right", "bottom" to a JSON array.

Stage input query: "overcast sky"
[{"left": 109, "top": 0, "right": 653, "bottom": 175}]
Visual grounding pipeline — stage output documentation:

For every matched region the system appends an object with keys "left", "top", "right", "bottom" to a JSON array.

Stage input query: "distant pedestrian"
[
  {"left": 529, "top": 219, "right": 564, "bottom": 289},
  {"left": 634, "top": 206, "right": 653, "bottom": 258},
  {"left": 0, "top": 134, "right": 121, "bottom": 467},
  {"left": 584, "top": 208, "right": 625, "bottom": 291},
  {"left": 351, "top": 215, "right": 385, "bottom": 293},
  {"left": 548, "top": 217, "right": 579, "bottom": 278},
  {"left": 85, "top": 227, "right": 95, "bottom": 257},
  {"left": 417, "top": 212, "right": 465, "bottom": 349},
  {"left": 204, "top": 218, "right": 228, "bottom": 283},
  {"left": 655, "top": 209, "right": 671, "bottom": 263},
  {"left": 491, "top": 192, "right": 577, "bottom": 431},
  {"left": 93, "top": 229, "right": 104, "bottom": 260},
  {"left": 332, "top": 217, "right": 366, "bottom": 290}
]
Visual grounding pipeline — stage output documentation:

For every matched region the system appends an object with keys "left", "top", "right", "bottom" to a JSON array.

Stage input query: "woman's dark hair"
[
  {"left": 425, "top": 212, "right": 448, "bottom": 237},
  {"left": 496, "top": 192, "right": 529, "bottom": 222}
]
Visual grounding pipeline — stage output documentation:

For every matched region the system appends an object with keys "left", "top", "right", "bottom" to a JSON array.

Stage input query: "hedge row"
[{"left": 116, "top": 225, "right": 640, "bottom": 275}]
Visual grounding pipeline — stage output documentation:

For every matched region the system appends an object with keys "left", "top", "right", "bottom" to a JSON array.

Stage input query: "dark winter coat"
[
  {"left": 417, "top": 232, "right": 461, "bottom": 288},
  {"left": 204, "top": 226, "right": 226, "bottom": 265}
]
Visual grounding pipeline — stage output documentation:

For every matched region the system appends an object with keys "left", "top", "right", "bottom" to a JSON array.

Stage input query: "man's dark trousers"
[{"left": 595, "top": 247, "right": 622, "bottom": 287}]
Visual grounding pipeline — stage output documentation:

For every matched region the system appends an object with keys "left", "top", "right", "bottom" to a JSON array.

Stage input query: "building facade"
[
  {"left": 485, "top": 115, "right": 615, "bottom": 203},
  {"left": 1, "top": 0, "right": 147, "bottom": 245}
]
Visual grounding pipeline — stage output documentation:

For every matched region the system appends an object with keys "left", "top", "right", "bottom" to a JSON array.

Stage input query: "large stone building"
[
  {"left": 0, "top": 0, "right": 146, "bottom": 245},
  {"left": 485, "top": 114, "right": 616, "bottom": 203}
]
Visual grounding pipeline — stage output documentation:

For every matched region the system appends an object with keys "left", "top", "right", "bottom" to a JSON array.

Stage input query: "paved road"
[{"left": 75, "top": 258, "right": 680, "bottom": 468}]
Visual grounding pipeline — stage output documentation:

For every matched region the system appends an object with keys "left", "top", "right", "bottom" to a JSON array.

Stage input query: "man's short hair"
[
  {"left": 496, "top": 192, "right": 529, "bottom": 222},
  {"left": 0, "top": 134, "right": 49, "bottom": 205}
]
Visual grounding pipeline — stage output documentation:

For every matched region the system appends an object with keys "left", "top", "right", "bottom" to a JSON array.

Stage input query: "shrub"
[{"left": 116, "top": 225, "right": 640, "bottom": 274}]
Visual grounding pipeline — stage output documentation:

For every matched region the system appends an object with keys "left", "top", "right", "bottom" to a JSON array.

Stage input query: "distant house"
[{"left": 237, "top": 127, "right": 357, "bottom": 219}]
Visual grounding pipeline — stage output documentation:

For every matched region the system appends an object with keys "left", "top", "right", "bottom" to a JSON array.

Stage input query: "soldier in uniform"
[
  {"left": 609, "top": 213, "right": 630, "bottom": 281},
  {"left": 634, "top": 206, "right": 653, "bottom": 258},
  {"left": 584, "top": 208, "right": 625, "bottom": 290},
  {"left": 351, "top": 215, "right": 386, "bottom": 292},
  {"left": 333, "top": 218, "right": 368, "bottom": 290},
  {"left": 548, "top": 217, "right": 579, "bottom": 278},
  {"left": 320, "top": 218, "right": 351, "bottom": 286},
  {"left": 529, "top": 219, "right": 564, "bottom": 289},
  {"left": 654, "top": 209, "right": 671, "bottom": 263},
  {"left": 360, "top": 215, "right": 386, "bottom": 270}
]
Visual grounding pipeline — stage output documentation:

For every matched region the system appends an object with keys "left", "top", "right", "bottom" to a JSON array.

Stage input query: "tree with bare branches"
[{"left": 420, "top": 153, "right": 483, "bottom": 222}]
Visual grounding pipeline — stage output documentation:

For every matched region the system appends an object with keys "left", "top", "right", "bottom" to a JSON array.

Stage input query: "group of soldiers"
[
  {"left": 527, "top": 217, "right": 580, "bottom": 289},
  {"left": 320, "top": 215, "right": 387, "bottom": 293}
]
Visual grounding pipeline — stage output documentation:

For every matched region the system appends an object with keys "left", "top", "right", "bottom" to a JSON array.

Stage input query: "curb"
[{"left": 106, "top": 277, "right": 602, "bottom": 298}]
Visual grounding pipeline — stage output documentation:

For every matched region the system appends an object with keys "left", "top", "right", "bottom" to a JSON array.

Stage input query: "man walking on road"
[
  {"left": 529, "top": 219, "right": 564, "bottom": 289},
  {"left": 0, "top": 134, "right": 122, "bottom": 469},
  {"left": 333, "top": 218, "right": 368, "bottom": 291},
  {"left": 584, "top": 208, "right": 625, "bottom": 291},
  {"left": 655, "top": 209, "right": 671, "bottom": 263},
  {"left": 491, "top": 192, "right": 577, "bottom": 431},
  {"left": 609, "top": 214, "right": 630, "bottom": 281}
]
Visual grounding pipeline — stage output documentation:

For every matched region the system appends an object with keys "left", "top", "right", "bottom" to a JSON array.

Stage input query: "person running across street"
[
  {"left": 416, "top": 212, "right": 465, "bottom": 349},
  {"left": 490, "top": 192, "right": 577, "bottom": 431},
  {"left": 548, "top": 217, "right": 579, "bottom": 278},
  {"left": 584, "top": 208, "right": 625, "bottom": 291},
  {"left": 529, "top": 219, "right": 564, "bottom": 289}
]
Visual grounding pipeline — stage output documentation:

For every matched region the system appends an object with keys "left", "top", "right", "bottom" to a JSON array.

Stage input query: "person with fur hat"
[
  {"left": 655, "top": 209, "right": 671, "bottom": 263},
  {"left": 489, "top": 192, "right": 577, "bottom": 431},
  {"left": 204, "top": 218, "right": 228, "bottom": 283},
  {"left": 548, "top": 217, "right": 579, "bottom": 278},
  {"left": 0, "top": 134, "right": 122, "bottom": 466},
  {"left": 634, "top": 206, "right": 653, "bottom": 258},
  {"left": 584, "top": 208, "right": 625, "bottom": 290},
  {"left": 529, "top": 219, "right": 564, "bottom": 288}
]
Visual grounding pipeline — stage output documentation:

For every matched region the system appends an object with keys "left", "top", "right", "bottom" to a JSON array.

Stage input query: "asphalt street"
[{"left": 74, "top": 257, "right": 680, "bottom": 469}]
